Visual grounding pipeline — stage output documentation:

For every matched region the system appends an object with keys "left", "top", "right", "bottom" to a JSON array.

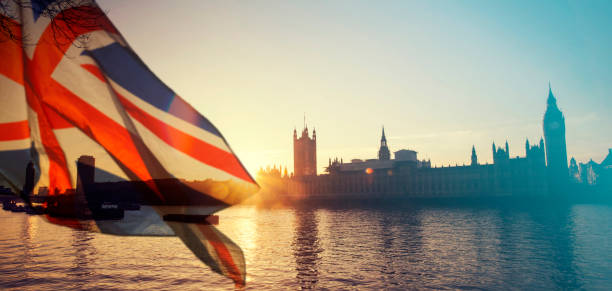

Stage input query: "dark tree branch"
[{"left": 0, "top": 0, "right": 107, "bottom": 47}]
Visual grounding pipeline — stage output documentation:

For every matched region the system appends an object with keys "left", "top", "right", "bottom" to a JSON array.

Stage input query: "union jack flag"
[{"left": 0, "top": 0, "right": 258, "bottom": 286}]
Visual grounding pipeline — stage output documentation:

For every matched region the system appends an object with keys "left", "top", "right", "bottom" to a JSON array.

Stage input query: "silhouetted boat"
[
  {"left": 25, "top": 205, "right": 46, "bottom": 215},
  {"left": 7, "top": 201, "right": 26, "bottom": 212},
  {"left": 45, "top": 194, "right": 124, "bottom": 220},
  {"left": 2, "top": 200, "right": 11, "bottom": 211}
]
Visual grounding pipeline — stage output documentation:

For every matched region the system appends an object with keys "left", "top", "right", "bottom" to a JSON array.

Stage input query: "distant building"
[
  {"left": 291, "top": 132, "right": 548, "bottom": 197},
  {"left": 77, "top": 155, "right": 96, "bottom": 186},
  {"left": 579, "top": 159, "right": 599, "bottom": 185},
  {"left": 285, "top": 86, "right": 569, "bottom": 197},
  {"left": 23, "top": 161, "right": 35, "bottom": 196},
  {"left": 294, "top": 124, "right": 317, "bottom": 177},
  {"left": 569, "top": 158, "right": 580, "bottom": 181},
  {"left": 325, "top": 129, "right": 429, "bottom": 175},
  {"left": 257, "top": 165, "right": 287, "bottom": 179},
  {"left": 576, "top": 149, "right": 612, "bottom": 188},
  {"left": 600, "top": 150, "right": 612, "bottom": 188},
  {"left": 395, "top": 149, "right": 417, "bottom": 162},
  {"left": 492, "top": 141, "right": 510, "bottom": 164},
  {"left": 263, "top": 85, "right": 609, "bottom": 198}
]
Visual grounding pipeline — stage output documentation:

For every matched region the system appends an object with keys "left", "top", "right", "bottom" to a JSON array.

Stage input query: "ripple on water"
[{"left": 1, "top": 204, "right": 612, "bottom": 290}]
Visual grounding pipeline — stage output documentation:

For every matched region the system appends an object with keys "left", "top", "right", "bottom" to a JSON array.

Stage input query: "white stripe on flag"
[
  {"left": 0, "top": 139, "right": 30, "bottom": 151},
  {"left": 0, "top": 75, "right": 27, "bottom": 123},
  {"left": 51, "top": 45, "right": 131, "bottom": 129},
  {"left": 108, "top": 78, "right": 232, "bottom": 153}
]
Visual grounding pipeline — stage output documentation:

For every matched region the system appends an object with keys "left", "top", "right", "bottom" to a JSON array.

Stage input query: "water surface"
[{"left": 1, "top": 202, "right": 611, "bottom": 290}]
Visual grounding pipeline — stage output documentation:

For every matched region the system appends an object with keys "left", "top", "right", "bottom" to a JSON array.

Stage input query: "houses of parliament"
[{"left": 258, "top": 86, "right": 611, "bottom": 199}]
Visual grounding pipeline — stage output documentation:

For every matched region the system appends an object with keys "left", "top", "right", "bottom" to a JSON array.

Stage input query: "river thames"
[{"left": 1, "top": 201, "right": 611, "bottom": 290}]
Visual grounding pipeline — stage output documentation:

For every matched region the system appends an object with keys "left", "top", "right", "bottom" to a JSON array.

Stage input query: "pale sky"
[{"left": 98, "top": 0, "right": 612, "bottom": 175}]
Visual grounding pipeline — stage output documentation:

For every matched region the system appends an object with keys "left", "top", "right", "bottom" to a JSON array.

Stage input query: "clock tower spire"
[
  {"left": 378, "top": 126, "right": 391, "bottom": 160},
  {"left": 543, "top": 84, "right": 568, "bottom": 185}
]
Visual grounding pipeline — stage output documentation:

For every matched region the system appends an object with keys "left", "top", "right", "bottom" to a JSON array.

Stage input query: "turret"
[
  {"left": 525, "top": 139, "right": 530, "bottom": 155},
  {"left": 505, "top": 140, "right": 509, "bottom": 158},
  {"left": 302, "top": 114, "right": 309, "bottom": 138},
  {"left": 21, "top": 161, "right": 36, "bottom": 205},
  {"left": 471, "top": 145, "right": 478, "bottom": 166},
  {"left": 293, "top": 120, "right": 317, "bottom": 177},
  {"left": 301, "top": 126, "right": 309, "bottom": 138},
  {"left": 568, "top": 157, "right": 580, "bottom": 182},
  {"left": 492, "top": 142, "right": 496, "bottom": 159}
]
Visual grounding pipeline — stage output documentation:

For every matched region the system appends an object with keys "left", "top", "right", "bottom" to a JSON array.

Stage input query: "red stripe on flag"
[
  {"left": 0, "top": 121, "right": 30, "bottom": 141},
  {"left": 25, "top": 85, "right": 72, "bottom": 192},
  {"left": 39, "top": 79, "right": 164, "bottom": 200},
  {"left": 117, "top": 94, "right": 255, "bottom": 183},
  {"left": 197, "top": 224, "right": 245, "bottom": 287},
  {"left": 43, "top": 104, "right": 73, "bottom": 130},
  {"left": 80, "top": 64, "right": 106, "bottom": 82}
]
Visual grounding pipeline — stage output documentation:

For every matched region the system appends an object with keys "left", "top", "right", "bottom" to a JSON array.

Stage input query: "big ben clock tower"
[{"left": 543, "top": 84, "right": 568, "bottom": 182}]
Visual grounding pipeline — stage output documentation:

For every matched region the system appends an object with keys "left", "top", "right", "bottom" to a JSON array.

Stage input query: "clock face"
[{"left": 549, "top": 121, "right": 560, "bottom": 130}]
